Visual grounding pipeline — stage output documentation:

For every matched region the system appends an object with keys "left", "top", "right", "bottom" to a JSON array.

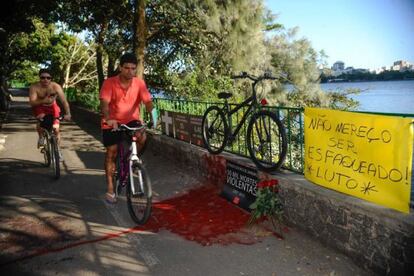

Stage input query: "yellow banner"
[{"left": 304, "top": 107, "right": 413, "bottom": 213}]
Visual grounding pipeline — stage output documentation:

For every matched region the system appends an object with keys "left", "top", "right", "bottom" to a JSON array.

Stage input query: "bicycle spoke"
[{"left": 247, "top": 110, "right": 287, "bottom": 172}]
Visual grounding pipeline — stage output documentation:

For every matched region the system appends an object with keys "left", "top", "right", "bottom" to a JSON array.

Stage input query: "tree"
[
  {"left": 55, "top": 0, "right": 131, "bottom": 87},
  {"left": 0, "top": 0, "right": 58, "bottom": 77},
  {"left": 265, "top": 27, "right": 358, "bottom": 110}
]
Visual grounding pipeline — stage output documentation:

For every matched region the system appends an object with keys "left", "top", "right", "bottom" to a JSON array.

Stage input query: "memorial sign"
[
  {"left": 160, "top": 110, "right": 175, "bottom": 137},
  {"left": 189, "top": 115, "right": 204, "bottom": 147},
  {"left": 174, "top": 113, "right": 191, "bottom": 142},
  {"left": 221, "top": 161, "right": 258, "bottom": 211}
]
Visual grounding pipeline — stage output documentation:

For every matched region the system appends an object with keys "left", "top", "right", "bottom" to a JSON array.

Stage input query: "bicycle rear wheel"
[
  {"left": 247, "top": 110, "right": 287, "bottom": 172},
  {"left": 201, "top": 106, "right": 228, "bottom": 154},
  {"left": 50, "top": 136, "right": 60, "bottom": 179},
  {"left": 126, "top": 161, "right": 152, "bottom": 225},
  {"left": 114, "top": 157, "right": 121, "bottom": 197}
]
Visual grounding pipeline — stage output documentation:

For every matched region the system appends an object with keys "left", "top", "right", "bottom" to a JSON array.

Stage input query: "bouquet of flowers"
[{"left": 248, "top": 179, "right": 284, "bottom": 237}]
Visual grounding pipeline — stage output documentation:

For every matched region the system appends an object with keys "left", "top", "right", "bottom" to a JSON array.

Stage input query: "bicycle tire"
[
  {"left": 126, "top": 162, "right": 152, "bottom": 225},
  {"left": 51, "top": 136, "right": 60, "bottom": 179},
  {"left": 247, "top": 110, "right": 287, "bottom": 172},
  {"left": 42, "top": 132, "right": 51, "bottom": 167},
  {"left": 114, "top": 152, "right": 122, "bottom": 196},
  {"left": 201, "top": 106, "right": 228, "bottom": 154}
]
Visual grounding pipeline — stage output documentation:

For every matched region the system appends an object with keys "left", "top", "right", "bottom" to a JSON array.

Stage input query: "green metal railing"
[{"left": 153, "top": 98, "right": 305, "bottom": 173}]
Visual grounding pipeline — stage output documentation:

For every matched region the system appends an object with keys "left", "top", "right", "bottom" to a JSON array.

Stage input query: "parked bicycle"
[
  {"left": 113, "top": 123, "right": 152, "bottom": 225},
  {"left": 38, "top": 115, "right": 63, "bottom": 179},
  {"left": 201, "top": 72, "right": 288, "bottom": 172}
]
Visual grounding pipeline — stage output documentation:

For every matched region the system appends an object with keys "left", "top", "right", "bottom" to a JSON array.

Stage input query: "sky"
[{"left": 264, "top": 0, "right": 414, "bottom": 70}]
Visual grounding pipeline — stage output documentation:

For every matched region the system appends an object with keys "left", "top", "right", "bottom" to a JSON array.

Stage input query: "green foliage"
[
  {"left": 0, "top": 0, "right": 58, "bottom": 76},
  {"left": 10, "top": 60, "right": 39, "bottom": 85},
  {"left": 165, "top": 67, "right": 233, "bottom": 100},
  {"left": 65, "top": 87, "right": 100, "bottom": 112},
  {"left": 3, "top": 0, "right": 359, "bottom": 115},
  {"left": 263, "top": 27, "right": 359, "bottom": 111}
]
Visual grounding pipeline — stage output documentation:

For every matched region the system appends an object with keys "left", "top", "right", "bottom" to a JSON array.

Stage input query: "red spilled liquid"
[{"left": 139, "top": 185, "right": 261, "bottom": 246}]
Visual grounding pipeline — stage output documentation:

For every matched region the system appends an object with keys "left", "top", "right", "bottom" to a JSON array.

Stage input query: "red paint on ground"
[
  {"left": 1, "top": 185, "right": 270, "bottom": 266},
  {"left": 139, "top": 184, "right": 261, "bottom": 246}
]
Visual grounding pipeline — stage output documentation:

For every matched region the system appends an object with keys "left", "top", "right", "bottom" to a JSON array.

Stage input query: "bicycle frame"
[
  {"left": 222, "top": 77, "right": 266, "bottom": 141},
  {"left": 117, "top": 128, "right": 144, "bottom": 195}
]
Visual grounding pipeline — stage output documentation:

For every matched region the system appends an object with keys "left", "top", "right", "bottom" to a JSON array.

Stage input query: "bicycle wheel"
[
  {"left": 126, "top": 161, "right": 152, "bottom": 225},
  {"left": 50, "top": 136, "right": 60, "bottom": 179},
  {"left": 201, "top": 106, "right": 228, "bottom": 154},
  {"left": 247, "top": 110, "right": 287, "bottom": 172},
  {"left": 114, "top": 153, "right": 122, "bottom": 196},
  {"left": 41, "top": 132, "right": 51, "bottom": 167}
]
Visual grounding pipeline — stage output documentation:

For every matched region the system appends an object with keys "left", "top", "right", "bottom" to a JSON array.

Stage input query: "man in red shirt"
[{"left": 100, "top": 53, "right": 154, "bottom": 204}]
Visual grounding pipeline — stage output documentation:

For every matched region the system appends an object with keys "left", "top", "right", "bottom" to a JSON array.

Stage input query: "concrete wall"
[{"left": 147, "top": 132, "right": 414, "bottom": 276}]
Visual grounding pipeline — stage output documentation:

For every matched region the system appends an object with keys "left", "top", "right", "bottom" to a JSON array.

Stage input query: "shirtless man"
[{"left": 29, "top": 68, "right": 71, "bottom": 151}]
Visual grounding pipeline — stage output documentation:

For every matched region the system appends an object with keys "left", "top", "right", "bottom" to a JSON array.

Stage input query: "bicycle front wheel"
[
  {"left": 247, "top": 110, "right": 287, "bottom": 172},
  {"left": 201, "top": 106, "right": 228, "bottom": 154},
  {"left": 50, "top": 136, "right": 60, "bottom": 179},
  {"left": 42, "top": 132, "right": 51, "bottom": 167},
  {"left": 126, "top": 162, "right": 152, "bottom": 225}
]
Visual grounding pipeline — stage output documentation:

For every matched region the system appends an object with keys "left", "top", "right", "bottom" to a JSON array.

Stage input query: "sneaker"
[{"left": 37, "top": 136, "right": 45, "bottom": 148}]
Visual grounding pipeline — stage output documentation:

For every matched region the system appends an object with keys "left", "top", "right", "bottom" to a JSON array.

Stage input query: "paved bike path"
[{"left": 0, "top": 90, "right": 372, "bottom": 275}]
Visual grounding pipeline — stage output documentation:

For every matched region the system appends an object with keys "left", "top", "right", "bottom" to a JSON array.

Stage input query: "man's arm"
[
  {"left": 54, "top": 83, "right": 71, "bottom": 120},
  {"left": 100, "top": 99, "right": 118, "bottom": 128},
  {"left": 144, "top": 101, "right": 153, "bottom": 113},
  {"left": 144, "top": 101, "right": 158, "bottom": 129}
]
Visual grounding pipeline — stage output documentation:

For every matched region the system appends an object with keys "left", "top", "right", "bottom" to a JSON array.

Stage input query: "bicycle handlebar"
[{"left": 111, "top": 123, "right": 147, "bottom": 132}]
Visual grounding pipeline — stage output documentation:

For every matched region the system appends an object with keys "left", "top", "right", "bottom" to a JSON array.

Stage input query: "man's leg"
[
  {"left": 135, "top": 131, "right": 147, "bottom": 154},
  {"left": 105, "top": 144, "right": 118, "bottom": 195},
  {"left": 53, "top": 123, "right": 60, "bottom": 144},
  {"left": 35, "top": 112, "right": 46, "bottom": 148}
]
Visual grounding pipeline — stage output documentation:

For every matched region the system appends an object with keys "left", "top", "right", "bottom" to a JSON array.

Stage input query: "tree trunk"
[
  {"left": 107, "top": 55, "right": 115, "bottom": 78},
  {"left": 96, "top": 21, "right": 108, "bottom": 89},
  {"left": 133, "top": 0, "right": 147, "bottom": 79}
]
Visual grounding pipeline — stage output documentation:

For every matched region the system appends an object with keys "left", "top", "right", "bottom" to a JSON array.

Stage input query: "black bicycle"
[
  {"left": 38, "top": 115, "right": 62, "bottom": 179},
  {"left": 201, "top": 72, "right": 288, "bottom": 172},
  {"left": 113, "top": 123, "right": 152, "bottom": 225}
]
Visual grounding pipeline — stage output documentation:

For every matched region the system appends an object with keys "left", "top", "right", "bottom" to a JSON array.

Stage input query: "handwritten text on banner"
[{"left": 304, "top": 107, "right": 413, "bottom": 213}]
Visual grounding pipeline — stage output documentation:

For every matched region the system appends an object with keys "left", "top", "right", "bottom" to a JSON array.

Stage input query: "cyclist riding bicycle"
[
  {"left": 100, "top": 53, "right": 157, "bottom": 204},
  {"left": 29, "top": 68, "right": 71, "bottom": 159}
]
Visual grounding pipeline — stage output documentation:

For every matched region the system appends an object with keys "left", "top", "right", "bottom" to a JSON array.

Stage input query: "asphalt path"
[{"left": 0, "top": 89, "right": 372, "bottom": 275}]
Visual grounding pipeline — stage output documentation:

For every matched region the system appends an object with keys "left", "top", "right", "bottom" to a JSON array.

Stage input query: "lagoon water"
[{"left": 320, "top": 80, "right": 414, "bottom": 115}]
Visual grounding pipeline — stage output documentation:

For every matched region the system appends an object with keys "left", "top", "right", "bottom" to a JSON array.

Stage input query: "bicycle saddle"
[{"left": 218, "top": 92, "right": 233, "bottom": 99}]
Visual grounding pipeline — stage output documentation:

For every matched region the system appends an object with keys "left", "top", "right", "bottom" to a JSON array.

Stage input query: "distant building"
[
  {"left": 391, "top": 60, "right": 412, "bottom": 72},
  {"left": 331, "top": 61, "right": 345, "bottom": 71}
]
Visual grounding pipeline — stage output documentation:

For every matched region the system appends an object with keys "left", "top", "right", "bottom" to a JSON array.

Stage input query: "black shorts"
[{"left": 102, "top": 120, "right": 142, "bottom": 147}]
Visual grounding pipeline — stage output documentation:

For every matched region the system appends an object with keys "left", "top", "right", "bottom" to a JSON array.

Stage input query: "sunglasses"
[{"left": 40, "top": 76, "right": 52, "bottom": 80}]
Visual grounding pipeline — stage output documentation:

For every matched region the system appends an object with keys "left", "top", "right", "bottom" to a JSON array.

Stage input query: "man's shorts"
[
  {"left": 102, "top": 120, "right": 142, "bottom": 147},
  {"left": 33, "top": 102, "right": 61, "bottom": 126}
]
